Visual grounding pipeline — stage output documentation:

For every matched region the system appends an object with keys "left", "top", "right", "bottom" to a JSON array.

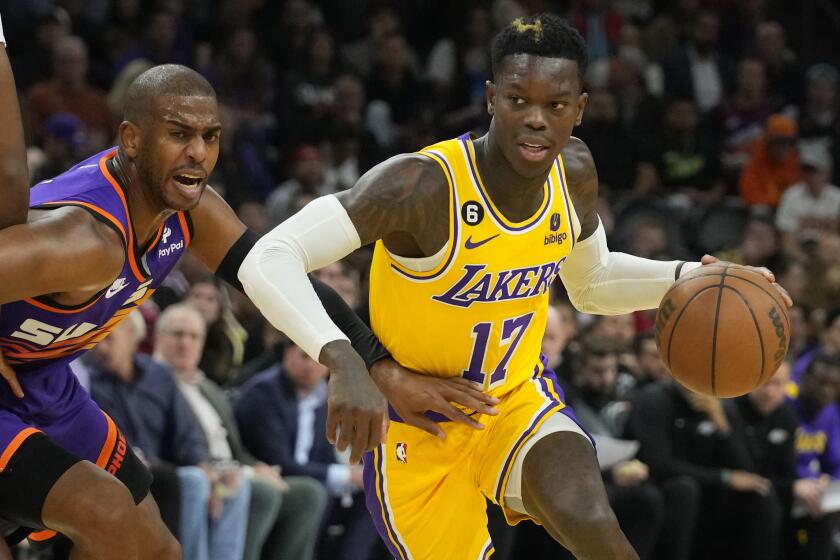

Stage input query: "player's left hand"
[
  {"left": 0, "top": 348, "right": 23, "bottom": 398},
  {"left": 700, "top": 255, "right": 793, "bottom": 308},
  {"left": 323, "top": 341, "right": 388, "bottom": 464}
]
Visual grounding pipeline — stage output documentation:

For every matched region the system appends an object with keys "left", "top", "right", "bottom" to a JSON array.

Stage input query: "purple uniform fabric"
[
  {"left": 0, "top": 148, "right": 191, "bottom": 463},
  {"left": 789, "top": 397, "right": 840, "bottom": 480}
]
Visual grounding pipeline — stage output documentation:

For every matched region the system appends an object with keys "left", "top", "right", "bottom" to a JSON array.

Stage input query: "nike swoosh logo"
[
  {"left": 464, "top": 234, "right": 500, "bottom": 249},
  {"left": 105, "top": 279, "right": 128, "bottom": 299}
]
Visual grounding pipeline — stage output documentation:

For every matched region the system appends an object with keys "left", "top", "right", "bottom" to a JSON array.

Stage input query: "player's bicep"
[
  {"left": 187, "top": 186, "right": 247, "bottom": 271},
  {"left": 0, "top": 210, "right": 122, "bottom": 303},
  {"left": 336, "top": 154, "right": 447, "bottom": 247}
]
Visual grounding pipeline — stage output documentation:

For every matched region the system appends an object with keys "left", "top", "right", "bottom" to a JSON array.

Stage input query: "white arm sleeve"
[
  {"left": 559, "top": 218, "right": 700, "bottom": 315},
  {"left": 238, "top": 195, "right": 361, "bottom": 361}
]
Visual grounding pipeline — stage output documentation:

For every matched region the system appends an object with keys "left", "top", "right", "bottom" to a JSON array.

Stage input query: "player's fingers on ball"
[
  {"left": 753, "top": 266, "right": 774, "bottom": 282},
  {"left": 700, "top": 254, "right": 718, "bottom": 264},
  {"left": 773, "top": 282, "right": 793, "bottom": 307},
  {"left": 438, "top": 400, "right": 484, "bottom": 430}
]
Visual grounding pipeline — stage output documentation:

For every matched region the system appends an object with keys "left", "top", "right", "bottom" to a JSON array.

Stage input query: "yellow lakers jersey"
[{"left": 370, "top": 135, "right": 580, "bottom": 396}]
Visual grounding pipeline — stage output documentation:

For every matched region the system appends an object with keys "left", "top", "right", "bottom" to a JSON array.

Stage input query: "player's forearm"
[
  {"left": 0, "top": 20, "right": 30, "bottom": 229},
  {"left": 559, "top": 218, "right": 700, "bottom": 314},
  {"left": 238, "top": 195, "right": 362, "bottom": 362}
]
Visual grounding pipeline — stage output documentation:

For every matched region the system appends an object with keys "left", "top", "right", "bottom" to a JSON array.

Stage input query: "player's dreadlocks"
[{"left": 490, "top": 13, "right": 588, "bottom": 84}]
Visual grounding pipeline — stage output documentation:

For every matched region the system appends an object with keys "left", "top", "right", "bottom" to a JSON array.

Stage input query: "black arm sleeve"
[{"left": 215, "top": 229, "right": 391, "bottom": 369}]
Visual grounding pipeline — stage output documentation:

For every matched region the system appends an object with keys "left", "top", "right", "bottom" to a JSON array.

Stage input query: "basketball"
[{"left": 654, "top": 264, "right": 790, "bottom": 397}]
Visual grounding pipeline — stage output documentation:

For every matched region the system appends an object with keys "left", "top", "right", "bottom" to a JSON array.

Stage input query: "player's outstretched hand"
[
  {"left": 700, "top": 255, "right": 793, "bottom": 308},
  {"left": 0, "top": 349, "right": 23, "bottom": 398},
  {"left": 370, "top": 358, "right": 500, "bottom": 440},
  {"left": 322, "top": 341, "right": 388, "bottom": 464}
]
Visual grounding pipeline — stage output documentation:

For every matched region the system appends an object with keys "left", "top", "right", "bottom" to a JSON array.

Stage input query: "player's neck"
[
  {"left": 474, "top": 133, "right": 549, "bottom": 216},
  {"left": 111, "top": 152, "right": 177, "bottom": 247}
]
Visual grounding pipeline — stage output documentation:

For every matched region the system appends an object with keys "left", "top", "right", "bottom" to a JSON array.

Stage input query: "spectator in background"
[
  {"left": 213, "top": 26, "right": 275, "bottom": 122},
  {"left": 575, "top": 89, "right": 638, "bottom": 192},
  {"left": 364, "top": 33, "right": 423, "bottom": 132},
  {"left": 785, "top": 64, "right": 840, "bottom": 184},
  {"left": 717, "top": 214, "right": 784, "bottom": 270},
  {"left": 114, "top": 9, "right": 190, "bottom": 75},
  {"left": 739, "top": 113, "right": 801, "bottom": 208},
  {"left": 235, "top": 342, "right": 380, "bottom": 560},
  {"left": 727, "top": 362, "right": 798, "bottom": 560},
  {"left": 792, "top": 309, "right": 840, "bottom": 388},
  {"left": 184, "top": 277, "right": 248, "bottom": 387},
  {"left": 11, "top": 8, "right": 71, "bottom": 89},
  {"left": 719, "top": 58, "right": 776, "bottom": 173},
  {"left": 26, "top": 35, "right": 116, "bottom": 151},
  {"left": 805, "top": 235, "right": 840, "bottom": 311},
  {"left": 628, "top": 376, "right": 781, "bottom": 560},
  {"left": 341, "top": 4, "right": 403, "bottom": 79},
  {"left": 30, "top": 113, "right": 89, "bottom": 184},
  {"left": 88, "top": 312, "right": 250, "bottom": 560},
  {"left": 753, "top": 21, "right": 804, "bottom": 108},
  {"left": 638, "top": 97, "right": 724, "bottom": 201},
  {"left": 155, "top": 304, "right": 327, "bottom": 560},
  {"left": 266, "top": 144, "right": 338, "bottom": 227},
  {"left": 788, "top": 355, "right": 840, "bottom": 560},
  {"left": 662, "top": 10, "right": 730, "bottom": 114},
  {"left": 312, "top": 261, "right": 360, "bottom": 310},
  {"left": 279, "top": 28, "right": 341, "bottom": 146},
  {"left": 628, "top": 332, "right": 671, "bottom": 389},
  {"left": 571, "top": 0, "right": 624, "bottom": 64},
  {"left": 776, "top": 145, "right": 840, "bottom": 261},
  {"left": 426, "top": 6, "right": 492, "bottom": 137}
]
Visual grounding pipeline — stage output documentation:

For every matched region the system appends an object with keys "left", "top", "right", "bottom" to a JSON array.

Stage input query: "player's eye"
[
  {"left": 204, "top": 133, "right": 219, "bottom": 142},
  {"left": 170, "top": 130, "right": 185, "bottom": 139},
  {"left": 551, "top": 102, "right": 565, "bottom": 110},
  {"left": 509, "top": 96, "right": 524, "bottom": 105}
]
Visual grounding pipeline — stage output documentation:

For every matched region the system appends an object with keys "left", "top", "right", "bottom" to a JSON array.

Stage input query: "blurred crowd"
[{"left": 3, "top": 0, "right": 840, "bottom": 558}]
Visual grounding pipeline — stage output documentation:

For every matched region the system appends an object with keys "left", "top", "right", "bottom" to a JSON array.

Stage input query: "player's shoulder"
[
  {"left": 560, "top": 136, "right": 596, "bottom": 188},
  {"left": 344, "top": 152, "right": 449, "bottom": 205}
]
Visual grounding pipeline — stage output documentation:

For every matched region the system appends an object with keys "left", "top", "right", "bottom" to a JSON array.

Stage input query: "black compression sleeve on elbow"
[
  {"left": 310, "top": 276, "right": 391, "bottom": 369},
  {"left": 216, "top": 229, "right": 390, "bottom": 369},
  {"left": 216, "top": 228, "right": 260, "bottom": 294}
]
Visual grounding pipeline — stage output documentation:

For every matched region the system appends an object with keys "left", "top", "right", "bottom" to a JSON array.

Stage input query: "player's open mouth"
[
  {"left": 518, "top": 142, "right": 549, "bottom": 162},
  {"left": 173, "top": 173, "right": 205, "bottom": 189}
]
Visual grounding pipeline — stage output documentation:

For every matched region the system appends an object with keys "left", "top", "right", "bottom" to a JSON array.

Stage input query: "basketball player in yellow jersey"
[{"left": 239, "top": 13, "right": 792, "bottom": 559}]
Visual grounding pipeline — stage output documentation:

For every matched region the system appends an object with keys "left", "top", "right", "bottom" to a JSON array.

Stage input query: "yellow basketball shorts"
[{"left": 362, "top": 363, "right": 590, "bottom": 560}]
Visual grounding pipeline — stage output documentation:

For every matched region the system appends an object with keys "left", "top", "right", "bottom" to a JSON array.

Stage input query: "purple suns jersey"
[{"left": 0, "top": 148, "right": 192, "bottom": 374}]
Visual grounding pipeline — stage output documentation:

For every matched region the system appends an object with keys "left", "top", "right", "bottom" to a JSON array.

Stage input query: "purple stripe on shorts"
[
  {"left": 493, "top": 399, "right": 561, "bottom": 502},
  {"left": 482, "top": 541, "right": 495, "bottom": 559},
  {"left": 362, "top": 448, "right": 409, "bottom": 559}
]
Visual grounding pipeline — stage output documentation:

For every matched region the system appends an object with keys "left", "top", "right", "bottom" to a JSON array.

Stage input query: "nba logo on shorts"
[
  {"left": 396, "top": 443, "right": 408, "bottom": 463},
  {"left": 550, "top": 213, "right": 562, "bottom": 231}
]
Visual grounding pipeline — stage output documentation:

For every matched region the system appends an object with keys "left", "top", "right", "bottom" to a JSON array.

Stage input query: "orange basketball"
[{"left": 654, "top": 264, "right": 790, "bottom": 397}]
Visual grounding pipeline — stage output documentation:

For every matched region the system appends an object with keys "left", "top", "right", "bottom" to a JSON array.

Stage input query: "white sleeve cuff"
[{"left": 239, "top": 195, "right": 361, "bottom": 360}]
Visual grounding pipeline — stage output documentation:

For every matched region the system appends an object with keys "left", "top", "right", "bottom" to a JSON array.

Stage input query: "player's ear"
[
  {"left": 119, "top": 121, "right": 141, "bottom": 158},
  {"left": 575, "top": 92, "right": 588, "bottom": 126},
  {"left": 486, "top": 80, "right": 496, "bottom": 116}
]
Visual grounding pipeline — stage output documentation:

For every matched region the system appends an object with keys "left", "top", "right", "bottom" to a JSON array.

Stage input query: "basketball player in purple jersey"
[{"left": 0, "top": 64, "right": 489, "bottom": 558}]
